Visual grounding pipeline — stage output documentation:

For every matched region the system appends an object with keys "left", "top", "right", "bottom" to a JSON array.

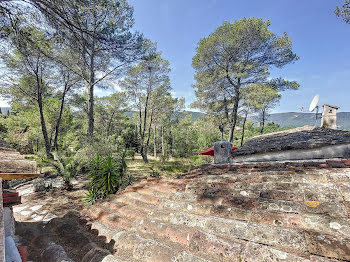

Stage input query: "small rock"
[
  {"left": 13, "top": 205, "right": 29, "bottom": 213},
  {"left": 33, "top": 215, "right": 44, "bottom": 221},
  {"left": 33, "top": 178, "right": 46, "bottom": 192},
  {"left": 30, "top": 205, "right": 43, "bottom": 211},
  {"left": 41, "top": 244, "right": 70, "bottom": 262},
  {"left": 43, "top": 213, "right": 58, "bottom": 223},
  {"left": 81, "top": 248, "right": 111, "bottom": 262},
  {"left": 81, "top": 242, "right": 98, "bottom": 255},
  {"left": 30, "top": 235, "right": 52, "bottom": 251}
]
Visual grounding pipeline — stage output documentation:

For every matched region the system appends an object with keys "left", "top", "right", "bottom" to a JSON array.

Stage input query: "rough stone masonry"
[{"left": 0, "top": 178, "right": 4, "bottom": 262}]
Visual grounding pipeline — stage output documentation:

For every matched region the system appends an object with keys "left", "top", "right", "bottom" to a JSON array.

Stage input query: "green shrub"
[
  {"left": 74, "top": 141, "right": 117, "bottom": 171},
  {"left": 85, "top": 154, "right": 128, "bottom": 204},
  {"left": 126, "top": 149, "right": 135, "bottom": 160},
  {"left": 120, "top": 174, "right": 135, "bottom": 190},
  {"left": 46, "top": 152, "right": 80, "bottom": 190},
  {"left": 159, "top": 154, "right": 168, "bottom": 164},
  {"left": 149, "top": 165, "right": 161, "bottom": 177},
  {"left": 190, "top": 155, "right": 212, "bottom": 166}
]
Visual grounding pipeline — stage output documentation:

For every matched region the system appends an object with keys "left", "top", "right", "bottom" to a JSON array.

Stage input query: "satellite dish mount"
[{"left": 309, "top": 94, "right": 320, "bottom": 121}]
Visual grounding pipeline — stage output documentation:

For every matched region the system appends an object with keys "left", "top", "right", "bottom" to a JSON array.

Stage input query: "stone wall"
[{"left": 0, "top": 178, "right": 4, "bottom": 262}]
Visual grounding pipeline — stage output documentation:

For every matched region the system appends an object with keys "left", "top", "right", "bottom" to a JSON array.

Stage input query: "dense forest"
[{"left": 0, "top": 0, "right": 348, "bottom": 201}]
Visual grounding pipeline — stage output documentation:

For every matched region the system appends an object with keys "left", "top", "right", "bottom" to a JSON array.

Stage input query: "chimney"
[{"left": 321, "top": 104, "right": 339, "bottom": 129}]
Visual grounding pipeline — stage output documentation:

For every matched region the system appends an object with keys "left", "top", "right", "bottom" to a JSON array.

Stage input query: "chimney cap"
[{"left": 322, "top": 104, "right": 340, "bottom": 110}]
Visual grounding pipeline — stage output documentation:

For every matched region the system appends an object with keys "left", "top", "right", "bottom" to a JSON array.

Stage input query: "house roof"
[
  {"left": 81, "top": 161, "right": 350, "bottom": 261},
  {"left": 232, "top": 126, "right": 350, "bottom": 156}
]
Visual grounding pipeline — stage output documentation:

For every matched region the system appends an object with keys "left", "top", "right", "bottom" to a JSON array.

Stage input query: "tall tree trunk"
[
  {"left": 228, "top": 81, "right": 241, "bottom": 143},
  {"left": 161, "top": 125, "right": 165, "bottom": 157},
  {"left": 220, "top": 125, "right": 224, "bottom": 141},
  {"left": 37, "top": 82, "right": 51, "bottom": 158},
  {"left": 240, "top": 110, "right": 248, "bottom": 146},
  {"left": 153, "top": 125, "right": 157, "bottom": 158},
  {"left": 53, "top": 87, "right": 68, "bottom": 151},
  {"left": 140, "top": 94, "right": 150, "bottom": 163},
  {"left": 142, "top": 94, "right": 149, "bottom": 142},
  {"left": 219, "top": 118, "right": 224, "bottom": 140},
  {"left": 106, "top": 111, "right": 115, "bottom": 138},
  {"left": 87, "top": 48, "right": 95, "bottom": 141},
  {"left": 49, "top": 128, "right": 54, "bottom": 148},
  {"left": 143, "top": 108, "right": 154, "bottom": 163},
  {"left": 260, "top": 108, "right": 266, "bottom": 134},
  {"left": 138, "top": 108, "right": 142, "bottom": 154},
  {"left": 223, "top": 95, "right": 229, "bottom": 122},
  {"left": 171, "top": 130, "right": 175, "bottom": 156}
]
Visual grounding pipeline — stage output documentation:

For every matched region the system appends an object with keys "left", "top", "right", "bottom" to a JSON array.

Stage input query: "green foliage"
[
  {"left": 45, "top": 152, "right": 80, "bottom": 189},
  {"left": 335, "top": 1, "right": 350, "bottom": 24},
  {"left": 126, "top": 149, "right": 136, "bottom": 160},
  {"left": 149, "top": 165, "right": 161, "bottom": 177},
  {"left": 74, "top": 140, "right": 118, "bottom": 171},
  {"left": 192, "top": 17, "right": 299, "bottom": 92},
  {"left": 262, "top": 122, "right": 288, "bottom": 133},
  {"left": 159, "top": 154, "right": 167, "bottom": 164},
  {"left": 192, "top": 17, "right": 299, "bottom": 142},
  {"left": 0, "top": 99, "right": 73, "bottom": 153},
  {"left": 42, "top": 0, "right": 145, "bottom": 139},
  {"left": 0, "top": 118, "right": 8, "bottom": 137},
  {"left": 171, "top": 115, "right": 221, "bottom": 158},
  {"left": 120, "top": 173, "right": 135, "bottom": 190},
  {"left": 242, "top": 85, "right": 281, "bottom": 111},
  {"left": 120, "top": 49, "right": 173, "bottom": 162},
  {"left": 189, "top": 155, "right": 212, "bottom": 166},
  {"left": 86, "top": 154, "right": 128, "bottom": 204}
]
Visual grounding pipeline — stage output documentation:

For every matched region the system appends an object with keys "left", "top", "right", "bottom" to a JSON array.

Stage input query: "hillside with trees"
[{"left": 252, "top": 112, "right": 350, "bottom": 130}]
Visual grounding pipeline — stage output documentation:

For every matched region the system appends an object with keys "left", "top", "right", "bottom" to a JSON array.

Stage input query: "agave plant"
[
  {"left": 87, "top": 155, "right": 120, "bottom": 202},
  {"left": 86, "top": 154, "right": 128, "bottom": 204}
]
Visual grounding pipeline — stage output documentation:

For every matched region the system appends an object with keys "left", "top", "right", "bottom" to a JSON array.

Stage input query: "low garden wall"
[{"left": 0, "top": 178, "right": 4, "bottom": 261}]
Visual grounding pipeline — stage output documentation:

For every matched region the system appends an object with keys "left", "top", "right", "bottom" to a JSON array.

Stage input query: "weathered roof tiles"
[
  {"left": 82, "top": 162, "right": 350, "bottom": 262},
  {"left": 232, "top": 126, "right": 350, "bottom": 156}
]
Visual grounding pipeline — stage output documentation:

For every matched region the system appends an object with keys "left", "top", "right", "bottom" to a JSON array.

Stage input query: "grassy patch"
[{"left": 126, "top": 154, "right": 212, "bottom": 179}]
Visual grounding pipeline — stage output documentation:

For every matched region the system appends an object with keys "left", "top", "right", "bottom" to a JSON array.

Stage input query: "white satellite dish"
[{"left": 309, "top": 94, "right": 320, "bottom": 112}]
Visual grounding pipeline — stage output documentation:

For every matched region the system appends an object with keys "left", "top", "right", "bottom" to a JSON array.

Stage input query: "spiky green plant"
[
  {"left": 86, "top": 155, "right": 124, "bottom": 204},
  {"left": 48, "top": 152, "right": 80, "bottom": 189}
]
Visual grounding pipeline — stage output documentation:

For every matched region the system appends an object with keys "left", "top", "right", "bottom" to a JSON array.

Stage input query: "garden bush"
[
  {"left": 46, "top": 152, "right": 80, "bottom": 190},
  {"left": 85, "top": 153, "right": 128, "bottom": 204}
]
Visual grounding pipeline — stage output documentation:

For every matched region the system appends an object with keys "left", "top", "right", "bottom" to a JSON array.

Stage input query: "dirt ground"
[{"left": 13, "top": 175, "right": 114, "bottom": 261}]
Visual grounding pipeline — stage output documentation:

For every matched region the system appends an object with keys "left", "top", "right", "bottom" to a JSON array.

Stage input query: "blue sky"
[{"left": 128, "top": 0, "right": 350, "bottom": 113}]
